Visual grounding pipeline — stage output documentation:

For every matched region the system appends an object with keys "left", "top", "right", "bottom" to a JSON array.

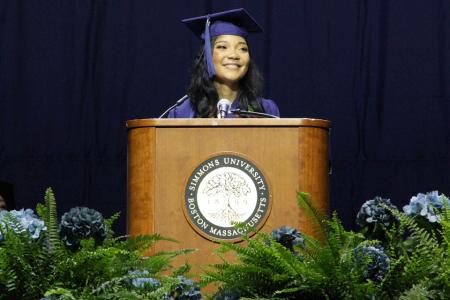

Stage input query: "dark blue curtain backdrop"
[{"left": 1, "top": 0, "right": 449, "bottom": 233}]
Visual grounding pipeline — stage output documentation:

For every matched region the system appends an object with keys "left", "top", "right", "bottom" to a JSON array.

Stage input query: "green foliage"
[
  {"left": 205, "top": 192, "right": 450, "bottom": 300},
  {"left": 0, "top": 213, "right": 55, "bottom": 299},
  {"left": 0, "top": 188, "right": 197, "bottom": 300},
  {"left": 439, "top": 203, "right": 450, "bottom": 288},
  {"left": 3, "top": 187, "right": 449, "bottom": 299},
  {"left": 378, "top": 207, "right": 449, "bottom": 299},
  {"left": 203, "top": 193, "right": 376, "bottom": 299},
  {"left": 42, "top": 275, "right": 198, "bottom": 300}
]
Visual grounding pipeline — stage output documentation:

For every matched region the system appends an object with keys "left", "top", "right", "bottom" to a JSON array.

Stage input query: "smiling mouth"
[{"left": 223, "top": 64, "right": 241, "bottom": 69}]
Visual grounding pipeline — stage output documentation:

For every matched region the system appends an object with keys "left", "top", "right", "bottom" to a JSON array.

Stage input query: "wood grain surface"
[{"left": 127, "top": 118, "right": 330, "bottom": 283}]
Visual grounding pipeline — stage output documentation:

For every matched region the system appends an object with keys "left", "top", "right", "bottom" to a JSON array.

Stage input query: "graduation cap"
[{"left": 182, "top": 8, "right": 263, "bottom": 78}]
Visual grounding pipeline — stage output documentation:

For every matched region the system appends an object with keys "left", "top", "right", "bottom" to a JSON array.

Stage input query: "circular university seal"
[{"left": 184, "top": 154, "right": 271, "bottom": 242}]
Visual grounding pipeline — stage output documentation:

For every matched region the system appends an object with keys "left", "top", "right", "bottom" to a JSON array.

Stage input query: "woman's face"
[{"left": 212, "top": 35, "right": 250, "bottom": 86}]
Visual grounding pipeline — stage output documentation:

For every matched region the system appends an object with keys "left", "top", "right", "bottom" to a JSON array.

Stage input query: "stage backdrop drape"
[{"left": 1, "top": 0, "right": 449, "bottom": 233}]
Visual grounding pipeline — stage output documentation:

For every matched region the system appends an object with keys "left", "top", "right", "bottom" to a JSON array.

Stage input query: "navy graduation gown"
[{"left": 167, "top": 98, "right": 280, "bottom": 118}]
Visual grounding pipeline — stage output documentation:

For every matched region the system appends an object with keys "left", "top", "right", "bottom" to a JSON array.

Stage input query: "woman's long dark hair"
[{"left": 187, "top": 40, "right": 265, "bottom": 118}]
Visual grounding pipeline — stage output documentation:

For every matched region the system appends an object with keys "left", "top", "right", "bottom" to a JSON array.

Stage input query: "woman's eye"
[
  {"left": 240, "top": 47, "right": 248, "bottom": 52},
  {"left": 216, "top": 45, "right": 227, "bottom": 49}
]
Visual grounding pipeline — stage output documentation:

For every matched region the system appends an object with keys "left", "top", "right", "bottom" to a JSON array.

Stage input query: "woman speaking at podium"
[{"left": 167, "top": 8, "right": 279, "bottom": 118}]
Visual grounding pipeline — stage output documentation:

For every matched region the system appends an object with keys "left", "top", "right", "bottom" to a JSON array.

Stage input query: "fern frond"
[
  {"left": 398, "top": 282, "right": 435, "bottom": 300},
  {"left": 141, "top": 249, "right": 196, "bottom": 274},
  {"left": 44, "top": 287, "right": 77, "bottom": 300},
  {"left": 104, "top": 212, "right": 120, "bottom": 239},
  {"left": 171, "top": 263, "right": 191, "bottom": 277},
  {"left": 43, "top": 187, "right": 62, "bottom": 252},
  {"left": 136, "top": 254, "right": 172, "bottom": 274},
  {"left": 214, "top": 239, "right": 254, "bottom": 258},
  {"left": 300, "top": 235, "right": 323, "bottom": 260},
  {"left": 118, "top": 234, "right": 178, "bottom": 254},
  {"left": 440, "top": 204, "right": 450, "bottom": 253},
  {"left": 91, "top": 274, "right": 130, "bottom": 295},
  {"left": 296, "top": 192, "right": 328, "bottom": 238},
  {"left": 206, "top": 263, "right": 275, "bottom": 295},
  {"left": 153, "top": 248, "right": 197, "bottom": 258}
]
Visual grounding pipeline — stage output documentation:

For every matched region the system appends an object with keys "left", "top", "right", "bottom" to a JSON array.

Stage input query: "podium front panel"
[{"left": 127, "top": 119, "right": 330, "bottom": 273}]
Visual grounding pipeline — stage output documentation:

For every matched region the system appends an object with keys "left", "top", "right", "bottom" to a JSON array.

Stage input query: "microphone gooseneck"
[
  {"left": 158, "top": 95, "right": 188, "bottom": 118},
  {"left": 230, "top": 109, "right": 279, "bottom": 118},
  {"left": 216, "top": 99, "right": 232, "bottom": 119}
]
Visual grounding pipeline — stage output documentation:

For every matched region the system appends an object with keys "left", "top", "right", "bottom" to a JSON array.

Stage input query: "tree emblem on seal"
[{"left": 203, "top": 172, "right": 251, "bottom": 224}]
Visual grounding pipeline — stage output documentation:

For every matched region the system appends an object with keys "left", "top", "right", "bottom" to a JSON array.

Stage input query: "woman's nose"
[{"left": 228, "top": 50, "right": 240, "bottom": 60}]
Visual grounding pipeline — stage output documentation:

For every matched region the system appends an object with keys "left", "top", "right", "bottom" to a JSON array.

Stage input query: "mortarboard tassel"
[{"left": 204, "top": 17, "right": 216, "bottom": 78}]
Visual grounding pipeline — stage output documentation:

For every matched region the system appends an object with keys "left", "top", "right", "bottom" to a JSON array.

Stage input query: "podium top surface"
[{"left": 126, "top": 118, "right": 331, "bottom": 129}]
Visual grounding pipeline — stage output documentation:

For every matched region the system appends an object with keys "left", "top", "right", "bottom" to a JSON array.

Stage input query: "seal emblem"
[{"left": 184, "top": 154, "right": 271, "bottom": 241}]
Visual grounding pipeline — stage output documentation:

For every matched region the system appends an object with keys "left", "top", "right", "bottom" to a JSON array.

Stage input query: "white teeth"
[{"left": 224, "top": 64, "right": 240, "bottom": 69}]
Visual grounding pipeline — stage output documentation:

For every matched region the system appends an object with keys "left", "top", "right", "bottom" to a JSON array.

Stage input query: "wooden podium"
[{"left": 126, "top": 118, "right": 330, "bottom": 270}]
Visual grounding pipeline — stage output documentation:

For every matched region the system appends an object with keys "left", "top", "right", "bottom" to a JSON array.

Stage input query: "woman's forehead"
[{"left": 214, "top": 35, "right": 247, "bottom": 44}]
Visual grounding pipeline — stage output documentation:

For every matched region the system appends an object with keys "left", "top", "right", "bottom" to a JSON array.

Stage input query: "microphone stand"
[
  {"left": 230, "top": 109, "right": 279, "bottom": 119},
  {"left": 158, "top": 95, "right": 188, "bottom": 119},
  {"left": 217, "top": 99, "right": 232, "bottom": 119}
]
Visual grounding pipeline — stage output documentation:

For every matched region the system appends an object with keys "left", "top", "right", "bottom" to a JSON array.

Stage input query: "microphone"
[
  {"left": 216, "top": 99, "right": 232, "bottom": 119},
  {"left": 230, "top": 109, "right": 279, "bottom": 118},
  {"left": 158, "top": 95, "right": 188, "bottom": 118}
]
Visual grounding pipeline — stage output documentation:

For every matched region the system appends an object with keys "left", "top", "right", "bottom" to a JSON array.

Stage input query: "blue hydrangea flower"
[
  {"left": 403, "top": 191, "right": 450, "bottom": 223},
  {"left": 271, "top": 226, "right": 305, "bottom": 252},
  {"left": 59, "top": 207, "right": 107, "bottom": 250},
  {"left": 0, "top": 209, "right": 46, "bottom": 242},
  {"left": 353, "top": 245, "right": 390, "bottom": 282},
  {"left": 356, "top": 197, "right": 398, "bottom": 229},
  {"left": 164, "top": 276, "right": 202, "bottom": 300},
  {"left": 129, "top": 270, "right": 160, "bottom": 288}
]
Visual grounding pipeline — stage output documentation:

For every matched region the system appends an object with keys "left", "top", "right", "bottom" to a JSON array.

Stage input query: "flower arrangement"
[
  {"left": 204, "top": 191, "right": 450, "bottom": 299},
  {"left": 0, "top": 188, "right": 202, "bottom": 300},
  {"left": 1, "top": 187, "right": 449, "bottom": 299}
]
